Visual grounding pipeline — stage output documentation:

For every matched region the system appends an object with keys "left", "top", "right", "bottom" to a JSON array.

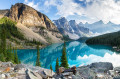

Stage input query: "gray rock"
[
  {"left": 114, "top": 67, "right": 120, "bottom": 72},
  {"left": 1, "top": 62, "right": 14, "bottom": 67},
  {"left": 5, "top": 73, "right": 11, "bottom": 78},
  {"left": 43, "top": 69, "right": 55, "bottom": 77},
  {"left": 17, "top": 68, "right": 26, "bottom": 74},
  {"left": 77, "top": 66, "right": 96, "bottom": 79},
  {"left": 72, "top": 75, "right": 82, "bottom": 79},
  {"left": 14, "top": 64, "right": 56, "bottom": 79},
  {"left": 0, "top": 74, "right": 6, "bottom": 79},
  {"left": 14, "top": 64, "right": 45, "bottom": 71},
  {"left": 14, "top": 64, "right": 27, "bottom": 70},
  {"left": 89, "top": 62, "right": 113, "bottom": 73},
  {"left": 62, "top": 72, "right": 73, "bottom": 76},
  {"left": 38, "top": 71, "right": 48, "bottom": 79},
  {"left": 26, "top": 69, "right": 42, "bottom": 79}
]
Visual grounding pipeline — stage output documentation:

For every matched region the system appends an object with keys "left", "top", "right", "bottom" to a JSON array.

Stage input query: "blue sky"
[{"left": 1, "top": 0, "right": 120, "bottom": 24}]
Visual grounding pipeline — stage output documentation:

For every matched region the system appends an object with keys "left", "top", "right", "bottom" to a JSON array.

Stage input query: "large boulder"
[
  {"left": 77, "top": 66, "right": 96, "bottom": 79},
  {"left": 114, "top": 67, "right": 120, "bottom": 72},
  {"left": 14, "top": 64, "right": 27, "bottom": 70},
  {"left": 89, "top": 62, "right": 113, "bottom": 73},
  {"left": 1, "top": 62, "right": 14, "bottom": 67},
  {"left": 26, "top": 69, "right": 42, "bottom": 79}
]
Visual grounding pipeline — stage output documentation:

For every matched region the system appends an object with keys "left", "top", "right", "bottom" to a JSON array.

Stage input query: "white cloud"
[
  {"left": 77, "top": 53, "right": 120, "bottom": 67},
  {"left": 56, "top": 0, "right": 83, "bottom": 17},
  {"left": 24, "top": 0, "right": 39, "bottom": 11},
  {"left": 53, "top": 0, "right": 120, "bottom": 24},
  {"left": 23, "top": 0, "right": 120, "bottom": 24},
  {"left": 84, "top": 0, "right": 120, "bottom": 24}
]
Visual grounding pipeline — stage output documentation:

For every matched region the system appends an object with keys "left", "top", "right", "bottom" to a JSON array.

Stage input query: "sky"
[{"left": 0, "top": 0, "right": 120, "bottom": 24}]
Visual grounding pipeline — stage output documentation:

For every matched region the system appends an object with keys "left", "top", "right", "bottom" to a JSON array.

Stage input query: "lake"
[{"left": 17, "top": 41, "right": 120, "bottom": 71}]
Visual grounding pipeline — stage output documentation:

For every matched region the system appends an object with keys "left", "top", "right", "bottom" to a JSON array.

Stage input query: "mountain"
[
  {"left": 0, "top": 3, "right": 63, "bottom": 43},
  {"left": 85, "top": 20, "right": 120, "bottom": 34},
  {"left": 0, "top": 3, "right": 63, "bottom": 48},
  {"left": 86, "top": 31, "right": 120, "bottom": 46},
  {"left": 53, "top": 17, "right": 90, "bottom": 39}
]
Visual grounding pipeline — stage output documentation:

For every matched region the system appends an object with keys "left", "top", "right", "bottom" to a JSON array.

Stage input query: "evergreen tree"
[
  {"left": 36, "top": 45, "right": 41, "bottom": 66},
  {"left": 11, "top": 47, "right": 15, "bottom": 63},
  {"left": 1, "top": 25, "right": 7, "bottom": 58},
  {"left": 50, "top": 64, "right": 53, "bottom": 71},
  {"left": 14, "top": 48, "right": 19, "bottom": 64},
  {"left": 6, "top": 44, "right": 12, "bottom": 61},
  {"left": 19, "top": 59, "right": 21, "bottom": 64},
  {"left": 0, "top": 53, "right": 5, "bottom": 62},
  {"left": 60, "top": 42, "right": 69, "bottom": 68},
  {"left": 55, "top": 58, "right": 59, "bottom": 72}
]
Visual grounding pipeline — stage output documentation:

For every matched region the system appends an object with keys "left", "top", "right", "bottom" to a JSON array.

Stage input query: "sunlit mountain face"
[{"left": 17, "top": 41, "right": 120, "bottom": 71}]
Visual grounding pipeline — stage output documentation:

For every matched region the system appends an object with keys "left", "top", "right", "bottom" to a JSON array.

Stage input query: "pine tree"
[
  {"left": 6, "top": 44, "right": 12, "bottom": 61},
  {"left": 11, "top": 47, "right": 15, "bottom": 63},
  {"left": 50, "top": 64, "right": 53, "bottom": 71},
  {"left": 1, "top": 25, "right": 7, "bottom": 59},
  {"left": 36, "top": 45, "right": 41, "bottom": 66},
  {"left": 14, "top": 48, "right": 19, "bottom": 64},
  {"left": 55, "top": 58, "right": 59, "bottom": 72},
  {"left": 60, "top": 42, "right": 69, "bottom": 68},
  {"left": 0, "top": 53, "right": 5, "bottom": 62},
  {"left": 0, "top": 24, "right": 6, "bottom": 62}
]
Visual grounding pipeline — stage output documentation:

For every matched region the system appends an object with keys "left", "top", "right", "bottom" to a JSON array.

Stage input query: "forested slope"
[{"left": 86, "top": 31, "right": 120, "bottom": 46}]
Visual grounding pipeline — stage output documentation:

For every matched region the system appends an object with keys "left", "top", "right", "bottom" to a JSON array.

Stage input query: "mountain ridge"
[{"left": 53, "top": 17, "right": 91, "bottom": 39}]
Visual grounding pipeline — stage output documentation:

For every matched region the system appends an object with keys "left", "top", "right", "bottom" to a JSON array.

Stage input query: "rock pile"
[
  {"left": 0, "top": 62, "right": 120, "bottom": 79},
  {"left": 0, "top": 62, "right": 55, "bottom": 79}
]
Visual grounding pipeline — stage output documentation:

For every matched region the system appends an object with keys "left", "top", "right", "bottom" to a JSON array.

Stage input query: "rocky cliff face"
[
  {"left": 0, "top": 9, "right": 9, "bottom": 18},
  {"left": 1, "top": 3, "right": 63, "bottom": 44},
  {"left": 9, "top": 3, "right": 56, "bottom": 29}
]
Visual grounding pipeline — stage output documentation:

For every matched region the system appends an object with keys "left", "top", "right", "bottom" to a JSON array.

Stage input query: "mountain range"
[
  {"left": 54, "top": 17, "right": 120, "bottom": 39},
  {"left": 53, "top": 17, "right": 91, "bottom": 39},
  {"left": 0, "top": 3, "right": 120, "bottom": 46},
  {"left": 0, "top": 3, "right": 63, "bottom": 48},
  {"left": 85, "top": 20, "right": 120, "bottom": 35}
]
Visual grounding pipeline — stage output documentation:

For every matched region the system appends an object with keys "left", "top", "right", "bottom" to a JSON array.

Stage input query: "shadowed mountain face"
[
  {"left": 53, "top": 17, "right": 90, "bottom": 40},
  {"left": 0, "top": 3, "right": 63, "bottom": 44}
]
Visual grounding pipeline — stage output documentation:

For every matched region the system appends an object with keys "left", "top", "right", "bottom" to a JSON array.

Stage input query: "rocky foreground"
[{"left": 0, "top": 62, "right": 120, "bottom": 79}]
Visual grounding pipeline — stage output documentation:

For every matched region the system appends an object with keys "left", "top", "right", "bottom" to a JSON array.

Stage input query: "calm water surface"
[{"left": 17, "top": 41, "right": 120, "bottom": 71}]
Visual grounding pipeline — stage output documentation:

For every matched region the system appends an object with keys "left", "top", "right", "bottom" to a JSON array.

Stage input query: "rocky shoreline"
[{"left": 0, "top": 62, "right": 120, "bottom": 79}]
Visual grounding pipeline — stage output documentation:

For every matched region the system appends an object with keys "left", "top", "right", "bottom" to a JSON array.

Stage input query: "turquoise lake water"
[{"left": 17, "top": 41, "right": 120, "bottom": 71}]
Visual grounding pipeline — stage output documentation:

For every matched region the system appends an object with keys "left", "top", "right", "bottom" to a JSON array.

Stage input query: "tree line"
[
  {"left": 86, "top": 31, "right": 120, "bottom": 47},
  {"left": 0, "top": 18, "right": 20, "bottom": 64}
]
